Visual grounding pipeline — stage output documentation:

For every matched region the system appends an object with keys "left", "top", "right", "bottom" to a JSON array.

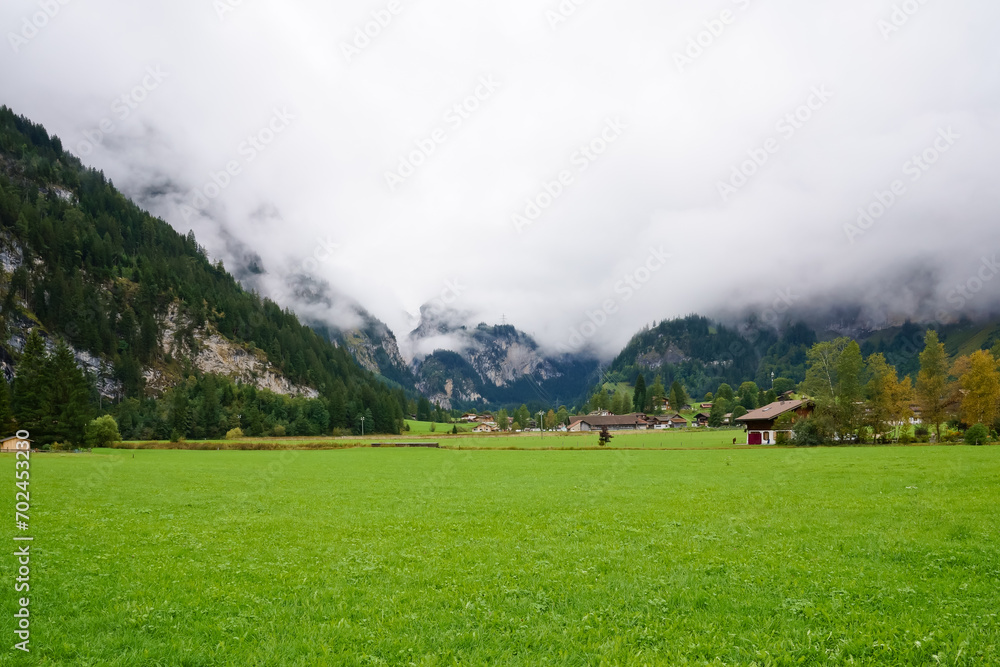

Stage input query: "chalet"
[
  {"left": 645, "top": 415, "right": 672, "bottom": 430},
  {"left": 700, "top": 403, "right": 714, "bottom": 409},
  {"left": 667, "top": 414, "right": 689, "bottom": 429},
  {"left": 0, "top": 436, "right": 30, "bottom": 453},
  {"left": 460, "top": 413, "right": 479, "bottom": 423},
  {"left": 693, "top": 412, "right": 711, "bottom": 427},
  {"left": 473, "top": 423, "right": 498, "bottom": 433},
  {"left": 568, "top": 413, "right": 649, "bottom": 432},
  {"left": 475, "top": 414, "right": 495, "bottom": 424},
  {"left": 736, "top": 399, "right": 815, "bottom": 445}
]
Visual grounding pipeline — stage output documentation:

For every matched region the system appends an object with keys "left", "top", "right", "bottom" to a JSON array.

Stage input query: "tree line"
[{"left": 791, "top": 331, "right": 1000, "bottom": 445}]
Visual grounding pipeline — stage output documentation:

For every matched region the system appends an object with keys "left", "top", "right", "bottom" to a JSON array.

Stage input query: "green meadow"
[
  {"left": 120, "top": 427, "right": 750, "bottom": 452},
  {"left": 4, "top": 446, "right": 999, "bottom": 665}
]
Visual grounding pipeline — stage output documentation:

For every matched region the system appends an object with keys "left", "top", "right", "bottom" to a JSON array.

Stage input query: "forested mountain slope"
[{"left": 0, "top": 105, "right": 405, "bottom": 442}]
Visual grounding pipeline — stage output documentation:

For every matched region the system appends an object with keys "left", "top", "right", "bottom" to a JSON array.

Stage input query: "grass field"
[
  {"left": 120, "top": 427, "right": 752, "bottom": 451},
  {"left": 403, "top": 421, "right": 474, "bottom": 435},
  {"left": 5, "top": 446, "right": 999, "bottom": 665}
]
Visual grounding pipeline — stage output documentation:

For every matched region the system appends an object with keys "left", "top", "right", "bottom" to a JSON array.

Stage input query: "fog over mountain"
[{"left": 4, "top": 0, "right": 999, "bottom": 360}]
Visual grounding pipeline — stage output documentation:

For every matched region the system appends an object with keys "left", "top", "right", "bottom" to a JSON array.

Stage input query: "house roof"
[
  {"left": 569, "top": 414, "right": 649, "bottom": 427},
  {"left": 736, "top": 399, "right": 813, "bottom": 422}
]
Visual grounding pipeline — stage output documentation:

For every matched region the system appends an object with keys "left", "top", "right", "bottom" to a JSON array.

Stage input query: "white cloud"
[{"left": 3, "top": 0, "right": 999, "bottom": 359}]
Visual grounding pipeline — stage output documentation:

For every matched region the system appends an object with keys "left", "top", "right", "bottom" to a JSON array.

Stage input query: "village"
[{"left": 453, "top": 392, "right": 833, "bottom": 446}]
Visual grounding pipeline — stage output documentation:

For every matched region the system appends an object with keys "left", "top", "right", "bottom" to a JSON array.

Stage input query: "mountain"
[
  {"left": 0, "top": 105, "right": 407, "bottom": 440},
  {"left": 271, "top": 272, "right": 415, "bottom": 388},
  {"left": 606, "top": 312, "right": 1000, "bottom": 401},
  {"left": 604, "top": 315, "right": 777, "bottom": 399},
  {"left": 408, "top": 305, "right": 599, "bottom": 409}
]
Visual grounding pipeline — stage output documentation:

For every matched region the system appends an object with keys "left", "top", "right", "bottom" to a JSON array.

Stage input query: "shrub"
[
  {"left": 85, "top": 415, "right": 122, "bottom": 448},
  {"left": 429, "top": 423, "right": 436, "bottom": 432},
  {"left": 225, "top": 427, "right": 245, "bottom": 440},
  {"left": 899, "top": 433, "right": 914, "bottom": 445},
  {"left": 792, "top": 416, "right": 832, "bottom": 447},
  {"left": 271, "top": 425, "right": 286, "bottom": 437},
  {"left": 915, "top": 425, "right": 929, "bottom": 439},
  {"left": 965, "top": 423, "right": 990, "bottom": 446}
]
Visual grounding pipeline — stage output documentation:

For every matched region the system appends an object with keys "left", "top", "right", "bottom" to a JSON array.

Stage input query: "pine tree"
[
  {"left": 648, "top": 376, "right": 666, "bottom": 413},
  {"left": 45, "top": 341, "right": 93, "bottom": 446},
  {"left": 0, "top": 374, "right": 13, "bottom": 434},
  {"left": 12, "top": 330, "right": 49, "bottom": 437},
  {"left": 916, "top": 330, "right": 950, "bottom": 443},
  {"left": 199, "top": 375, "right": 222, "bottom": 439},
  {"left": 633, "top": 374, "right": 647, "bottom": 413},
  {"left": 670, "top": 381, "right": 689, "bottom": 413},
  {"left": 708, "top": 401, "right": 726, "bottom": 428}
]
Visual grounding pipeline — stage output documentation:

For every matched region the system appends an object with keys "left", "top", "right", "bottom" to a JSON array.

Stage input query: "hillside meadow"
[{"left": 2, "top": 445, "right": 998, "bottom": 665}]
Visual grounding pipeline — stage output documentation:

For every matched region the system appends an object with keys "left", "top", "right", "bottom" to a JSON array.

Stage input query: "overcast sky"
[{"left": 3, "top": 0, "right": 999, "bottom": 359}]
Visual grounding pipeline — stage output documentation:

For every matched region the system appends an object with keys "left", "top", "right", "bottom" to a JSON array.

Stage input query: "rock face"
[
  {"left": 145, "top": 303, "right": 318, "bottom": 398},
  {"left": 2, "top": 225, "right": 317, "bottom": 399},
  {"left": 408, "top": 307, "right": 599, "bottom": 409},
  {"left": 270, "top": 270, "right": 415, "bottom": 388},
  {"left": 335, "top": 316, "right": 412, "bottom": 387}
]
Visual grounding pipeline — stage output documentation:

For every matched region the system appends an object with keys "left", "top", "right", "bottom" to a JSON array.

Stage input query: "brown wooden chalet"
[
  {"left": 568, "top": 413, "right": 650, "bottom": 432},
  {"left": 735, "top": 399, "right": 814, "bottom": 445}
]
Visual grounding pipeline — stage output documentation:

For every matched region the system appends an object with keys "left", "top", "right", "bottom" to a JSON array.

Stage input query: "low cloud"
[{"left": 3, "top": 0, "right": 998, "bottom": 360}]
